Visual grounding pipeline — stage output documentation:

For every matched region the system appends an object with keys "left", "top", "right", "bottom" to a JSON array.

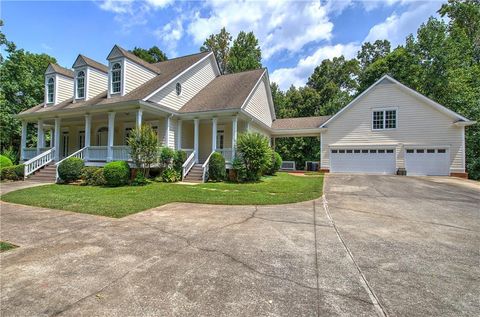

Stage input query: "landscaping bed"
[{"left": 1, "top": 172, "right": 324, "bottom": 218}]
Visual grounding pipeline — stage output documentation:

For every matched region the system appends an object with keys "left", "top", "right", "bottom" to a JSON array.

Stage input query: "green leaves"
[{"left": 131, "top": 46, "right": 168, "bottom": 63}]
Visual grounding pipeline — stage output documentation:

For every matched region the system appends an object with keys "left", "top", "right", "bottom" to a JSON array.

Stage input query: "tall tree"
[
  {"left": 357, "top": 39, "right": 391, "bottom": 70},
  {"left": 0, "top": 25, "right": 56, "bottom": 150},
  {"left": 200, "top": 27, "right": 232, "bottom": 73},
  {"left": 227, "top": 31, "right": 262, "bottom": 73},
  {"left": 131, "top": 46, "right": 167, "bottom": 63}
]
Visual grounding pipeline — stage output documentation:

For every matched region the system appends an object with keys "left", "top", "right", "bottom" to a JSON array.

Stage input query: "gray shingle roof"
[
  {"left": 179, "top": 68, "right": 265, "bottom": 113},
  {"left": 48, "top": 63, "right": 74, "bottom": 78},
  {"left": 271, "top": 116, "right": 331, "bottom": 130},
  {"left": 77, "top": 55, "right": 108, "bottom": 73},
  {"left": 20, "top": 52, "right": 210, "bottom": 115},
  {"left": 114, "top": 45, "right": 161, "bottom": 74}
]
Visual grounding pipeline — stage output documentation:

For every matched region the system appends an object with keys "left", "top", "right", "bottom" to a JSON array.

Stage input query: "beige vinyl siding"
[
  {"left": 88, "top": 68, "right": 107, "bottom": 99},
  {"left": 243, "top": 77, "right": 273, "bottom": 127},
  {"left": 249, "top": 122, "right": 271, "bottom": 138},
  {"left": 148, "top": 56, "right": 217, "bottom": 110},
  {"left": 321, "top": 82, "right": 465, "bottom": 172},
  {"left": 56, "top": 75, "right": 73, "bottom": 104},
  {"left": 166, "top": 118, "right": 176, "bottom": 149},
  {"left": 124, "top": 59, "right": 156, "bottom": 94}
]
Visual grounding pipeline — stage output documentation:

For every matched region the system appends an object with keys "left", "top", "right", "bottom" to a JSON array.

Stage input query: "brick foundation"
[
  {"left": 319, "top": 169, "right": 330, "bottom": 173},
  {"left": 450, "top": 172, "right": 469, "bottom": 179}
]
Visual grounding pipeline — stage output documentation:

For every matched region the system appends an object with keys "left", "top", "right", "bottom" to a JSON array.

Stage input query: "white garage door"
[
  {"left": 405, "top": 148, "right": 449, "bottom": 176},
  {"left": 330, "top": 148, "right": 396, "bottom": 174}
]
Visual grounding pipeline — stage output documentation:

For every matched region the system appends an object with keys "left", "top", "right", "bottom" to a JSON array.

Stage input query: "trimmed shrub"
[
  {"left": 266, "top": 151, "right": 282, "bottom": 175},
  {"left": 103, "top": 161, "right": 130, "bottom": 187},
  {"left": 0, "top": 155, "right": 13, "bottom": 168},
  {"left": 81, "top": 167, "right": 106, "bottom": 186},
  {"left": 0, "top": 164, "right": 24, "bottom": 180},
  {"left": 161, "top": 167, "right": 180, "bottom": 183},
  {"left": 234, "top": 132, "right": 272, "bottom": 182},
  {"left": 173, "top": 150, "right": 187, "bottom": 173},
  {"left": 208, "top": 152, "right": 226, "bottom": 181},
  {"left": 58, "top": 157, "right": 84, "bottom": 182},
  {"left": 159, "top": 147, "right": 175, "bottom": 168}
]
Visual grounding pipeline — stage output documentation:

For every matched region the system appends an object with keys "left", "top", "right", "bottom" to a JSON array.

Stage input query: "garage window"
[
  {"left": 427, "top": 149, "right": 435, "bottom": 153},
  {"left": 354, "top": 149, "right": 360, "bottom": 153},
  {"left": 406, "top": 149, "right": 414, "bottom": 153},
  {"left": 372, "top": 109, "right": 397, "bottom": 130},
  {"left": 438, "top": 149, "right": 446, "bottom": 153},
  {"left": 417, "top": 149, "right": 425, "bottom": 153},
  {"left": 362, "top": 149, "right": 368, "bottom": 153},
  {"left": 331, "top": 149, "right": 338, "bottom": 153},
  {"left": 386, "top": 149, "right": 394, "bottom": 153}
]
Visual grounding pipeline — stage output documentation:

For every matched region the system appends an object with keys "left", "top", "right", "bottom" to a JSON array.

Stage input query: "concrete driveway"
[{"left": 1, "top": 175, "right": 479, "bottom": 316}]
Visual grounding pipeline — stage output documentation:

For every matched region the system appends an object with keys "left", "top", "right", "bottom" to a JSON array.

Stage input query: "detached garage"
[{"left": 318, "top": 75, "right": 475, "bottom": 177}]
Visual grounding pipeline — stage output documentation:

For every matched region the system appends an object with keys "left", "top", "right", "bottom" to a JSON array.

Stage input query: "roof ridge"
[
  {"left": 153, "top": 51, "right": 210, "bottom": 65},
  {"left": 219, "top": 68, "right": 265, "bottom": 77}
]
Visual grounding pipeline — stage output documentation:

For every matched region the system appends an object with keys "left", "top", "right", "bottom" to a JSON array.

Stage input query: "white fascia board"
[
  {"left": 263, "top": 70, "right": 277, "bottom": 121},
  {"left": 142, "top": 52, "right": 214, "bottom": 102},
  {"left": 454, "top": 121, "right": 476, "bottom": 127}
]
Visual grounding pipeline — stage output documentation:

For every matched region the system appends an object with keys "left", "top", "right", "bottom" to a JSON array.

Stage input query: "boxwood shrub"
[
  {"left": 266, "top": 151, "right": 282, "bottom": 175},
  {"left": 81, "top": 167, "right": 106, "bottom": 186},
  {"left": 103, "top": 161, "right": 130, "bottom": 187},
  {"left": 0, "top": 155, "right": 13, "bottom": 168},
  {"left": 58, "top": 157, "right": 84, "bottom": 182},
  {"left": 208, "top": 152, "right": 226, "bottom": 181},
  {"left": 0, "top": 164, "right": 25, "bottom": 180}
]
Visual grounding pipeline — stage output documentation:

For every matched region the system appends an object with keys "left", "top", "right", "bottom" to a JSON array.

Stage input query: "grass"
[
  {"left": 0, "top": 241, "right": 17, "bottom": 252},
  {"left": 1, "top": 172, "right": 323, "bottom": 218}
]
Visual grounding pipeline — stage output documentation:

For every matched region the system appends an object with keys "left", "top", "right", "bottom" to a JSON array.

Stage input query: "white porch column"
[
  {"left": 84, "top": 114, "right": 91, "bottom": 161},
  {"left": 54, "top": 118, "right": 61, "bottom": 161},
  {"left": 194, "top": 118, "right": 199, "bottom": 163},
  {"left": 136, "top": 109, "right": 143, "bottom": 130},
  {"left": 37, "top": 120, "right": 44, "bottom": 154},
  {"left": 107, "top": 112, "right": 115, "bottom": 161},
  {"left": 165, "top": 115, "right": 172, "bottom": 148},
  {"left": 211, "top": 117, "right": 217, "bottom": 152},
  {"left": 20, "top": 121, "right": 27, "bottom": 160},
  {"left": 177, "top": 120, "right": 182, "bottom": 150},
  {"left": 232, "top": 116, "right": 238, "bottom": 159}
]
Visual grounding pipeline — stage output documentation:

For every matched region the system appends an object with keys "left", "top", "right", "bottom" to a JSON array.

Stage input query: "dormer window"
[
  {"left": 111, "top": 63, "right": 122, "bottom": 94},
  {"left": 47, "top": 78, "right": 54, "bottom": 103},
  {"left": 76, "top": 71, "right": 85, "bottom": 99}
]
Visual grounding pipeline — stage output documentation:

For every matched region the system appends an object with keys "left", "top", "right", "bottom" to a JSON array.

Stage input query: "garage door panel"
[
  {"left": 330, "top": 148, "right": 396, "bottom": 175},
  {"left": 405, "top": 148, "right": 449, "bottom": 176}
]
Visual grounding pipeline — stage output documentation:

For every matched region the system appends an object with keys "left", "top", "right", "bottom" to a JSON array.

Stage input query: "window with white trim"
[
  {"left": 111, "top": 63, "right": 121, "bottom": 94},
  {"left": 76, "top": 71, "right": 85, "bottom": 99},
  {"left": 372, "top": 109, "right": 396, "bottom": 130},
  {"left": 47, "top": 77, "right": 54, "bottom": 103}
]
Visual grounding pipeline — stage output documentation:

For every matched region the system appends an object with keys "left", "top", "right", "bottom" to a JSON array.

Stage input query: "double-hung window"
[
  {"left": 47, "top": 77, "right": 54, "bottom": 103},
  {"left": 76, "top": 71, "right": 85, "bottom": 99},
  {"left": 111, "top": 63, "right": 122, "bottom": 94},
  {"left": 372, "top": 109, "right": 397, "bottom": 130}
]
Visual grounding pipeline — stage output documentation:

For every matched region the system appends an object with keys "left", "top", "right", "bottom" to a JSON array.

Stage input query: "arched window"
[
  {"left": 76, "top": 71, "right": 85, "bottom": 99},
  {"left": 176, "top": 82, "right": 182, "bottom": 96},
  {"left": 47, "top": 77, "right": 54, "bottom": 103},
  {"left": 111, "top": 63, "right": 122, "bottom": 94}
]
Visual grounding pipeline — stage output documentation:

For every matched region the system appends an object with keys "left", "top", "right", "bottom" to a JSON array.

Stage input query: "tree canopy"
[
  {"left": 200, "top": 27, "right": 232, "bottom": 74},
  {"left": 131, "top": 46, "right": 167, "bottom": 63}
]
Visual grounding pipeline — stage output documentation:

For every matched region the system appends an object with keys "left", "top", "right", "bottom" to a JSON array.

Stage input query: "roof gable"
[
  {"left": 45, "top": 63, "right": 74, "bottom": 78},
  {"left": 73, "top": 55, "right": 108, "bottom": 73},
  {"left": 106, "top": 45, "right": 160, "bottom": 74},
  {"left": 320, "top": 75, "right": 472, "bottom": 128}
]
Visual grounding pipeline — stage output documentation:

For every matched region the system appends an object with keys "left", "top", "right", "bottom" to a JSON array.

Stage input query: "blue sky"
[{"left": 2, "top": 0, "right": 446, "bottom": 90}]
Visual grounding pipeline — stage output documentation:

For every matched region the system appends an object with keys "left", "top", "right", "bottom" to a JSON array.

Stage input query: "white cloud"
[
  {"left": 145, "top": 0, "right": 174, "bottom": 9},
  {"left": 365, "top": 1, "right": 444, "bottom": 46},
  {"left": 97, "top": 0, "right": 134, "bottom": 14},
  {"left": 154, "top": 18, "right": 184, "bottom": 56},
  {"left": 186, "top": 0, "right": 335, "bottom": 59},
  {"left": 270, "top": 43, "right": 360, "bottom": 90}
]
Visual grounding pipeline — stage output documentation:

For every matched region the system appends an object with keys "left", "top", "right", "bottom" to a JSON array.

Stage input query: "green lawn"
[
  {"left": 2, "top": 172, "right": 323, "bottom": 218},
  {"left": 0, "top": 241, "right": 17, "bottom": 252}
]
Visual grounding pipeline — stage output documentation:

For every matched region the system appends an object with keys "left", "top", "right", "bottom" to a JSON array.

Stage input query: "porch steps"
[
  {"left": 183, "top": 164, "right": 204, "bottom": 183},
  {"left": 28, "top": 164, "right": 57, "bottom": 183}
]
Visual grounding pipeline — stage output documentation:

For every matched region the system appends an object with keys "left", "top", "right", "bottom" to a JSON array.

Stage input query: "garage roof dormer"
[
  {"left": 72, "top": 55, "right": 108, "bottom": 102},
  {"left": 106, "top": 45, "right": 160, "bottom": 97},
  {"left": 44, "top": 63, "right": 74, "bottom": 106}
]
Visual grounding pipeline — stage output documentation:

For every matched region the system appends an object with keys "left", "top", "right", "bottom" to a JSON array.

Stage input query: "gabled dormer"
[
  {"left": 106, "top": 45, "right": 159, "bottom": 97},
  {"left": 44, "top": 64, "right": 74, "bottom": 106},
  {"left": 72, "top": 55, "right": 108, "bottom": 101}
]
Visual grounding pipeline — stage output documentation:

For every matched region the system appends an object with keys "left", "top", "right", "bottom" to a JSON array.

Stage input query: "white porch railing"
[
  {"left": 87, "top": 146, "right": 108, "bottom": 161},
  {"left": 182, "top": 151, "right": 196, "bottom": 181},
  {"left": 24, "top": 148, "right": 55, "bottom": 177},
  {"left": 23, "top": 148, "right": 37, "bottom": 160},
  {"left": 55, "top": 147, "right": 87, "bottom": 181},
  {"left": 112, "top": 146, "right": 131, "bottom": 161},
  {"left": 216, "top": 148, "right": 233, "bottom": 162},
  {"left": 202, "top": 151, "right": 215, "bottom": 183}
]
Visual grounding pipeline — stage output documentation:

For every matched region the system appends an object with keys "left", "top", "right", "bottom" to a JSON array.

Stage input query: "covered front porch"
[{"left": 20, "top": 104, "right": 252, "bottom": 178}]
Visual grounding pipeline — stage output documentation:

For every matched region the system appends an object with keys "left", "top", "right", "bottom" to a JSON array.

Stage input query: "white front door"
[
  {"left": 405, "top": 148, "right": 449, "bottom": 176},
  {"left": 330, "top": 148, "right": 396, "bottom": 174}
]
